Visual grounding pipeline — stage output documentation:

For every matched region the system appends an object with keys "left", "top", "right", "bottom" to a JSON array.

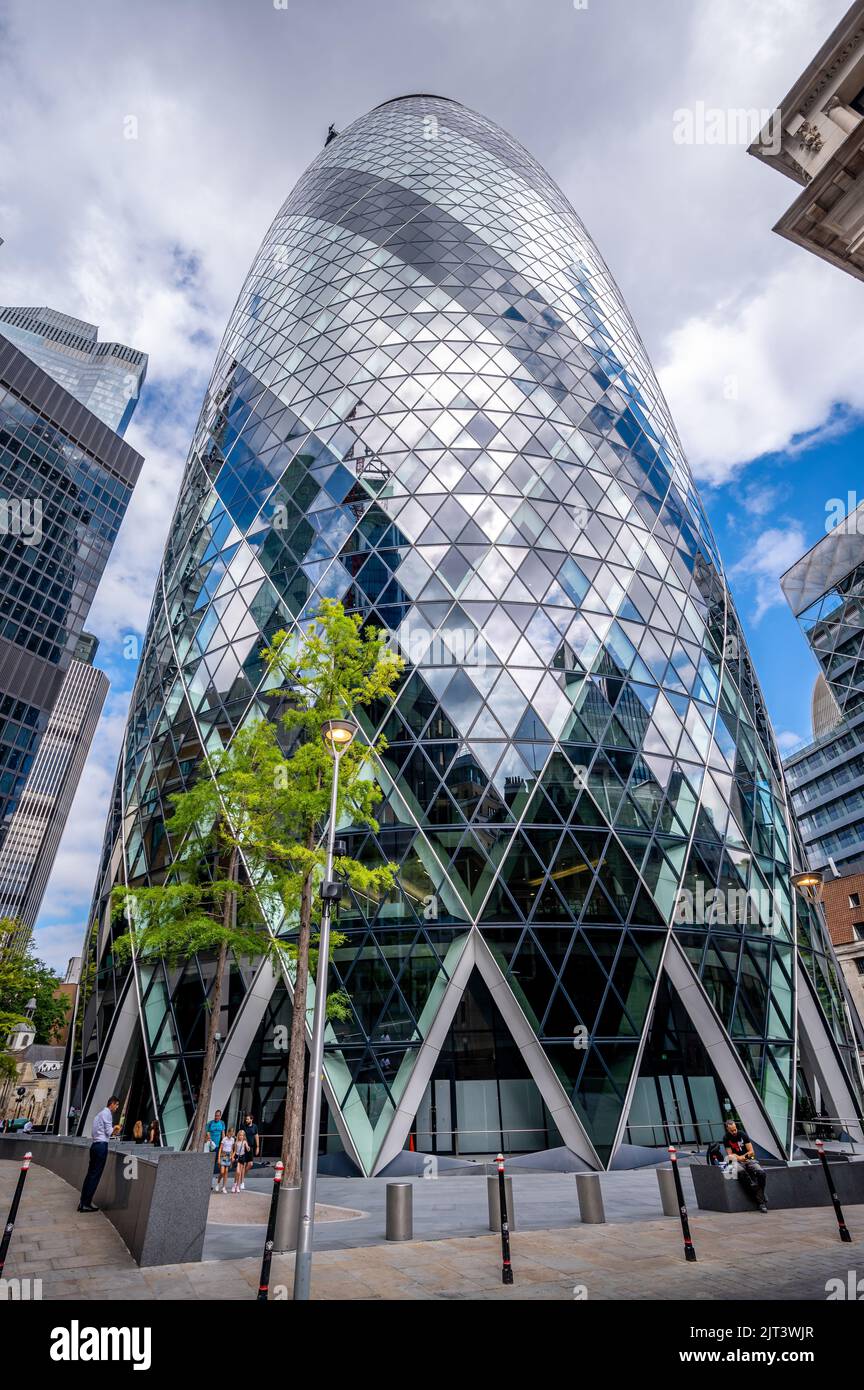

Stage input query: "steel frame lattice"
[{"left": 64, "top": 97, "right": 862, "bottom": 1172}]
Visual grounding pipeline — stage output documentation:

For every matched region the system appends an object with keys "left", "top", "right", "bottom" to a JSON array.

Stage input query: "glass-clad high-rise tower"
[
  {"left": 0, "top": 305, "right": 145, "bottom": 954},
  {"left": 0, "top": 333, "right": 143, "bottom": 956},
  {"left": 0, "top": 308, "right": 147, "bottom": 437},
  {"left": 63, "top": 97, "right": 862, "bottom": 1170}
]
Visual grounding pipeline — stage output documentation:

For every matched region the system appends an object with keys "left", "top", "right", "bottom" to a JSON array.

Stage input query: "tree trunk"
[
  {"left": 189, "top": 845, "right": 238, "bottom": 1151},
  {"left": 280, "top": 826, "right": 316, "bottom": 1184}
]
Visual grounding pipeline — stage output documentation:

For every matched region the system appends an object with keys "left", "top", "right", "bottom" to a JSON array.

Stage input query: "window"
[
  {"left": 850, "top": 84, "right": 864, "bottom": 118},
  {"left": 849, "top": 893, "right": 861, "bottom": 909},
  {"left": 855, "top": 924, "right": 864, "bottom": 943},
  {"left": 856, "top": 958, "right": 864, "bottom": 976}
]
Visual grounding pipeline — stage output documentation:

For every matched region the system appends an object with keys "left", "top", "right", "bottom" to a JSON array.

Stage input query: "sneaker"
[
  {"left": 758, "top": 1203, "right": 768, "bottom": 1213},
  {"left": 77, "top": 1203, "right": 99, "bottom": 1213},
  {"left": 240, "top": 1182, "right": 246, "bottom": 1190}
]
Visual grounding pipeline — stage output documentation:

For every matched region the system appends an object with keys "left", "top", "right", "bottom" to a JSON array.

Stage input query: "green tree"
[
  {"left": 110, "top": 722, "right": 291, "bottom": 1151},
  {"left": 261, "top": 598, "right": 403, "bottom": 1184},
  {"left": 0, "top": 931, "right": 69, "bottom": 1080}
]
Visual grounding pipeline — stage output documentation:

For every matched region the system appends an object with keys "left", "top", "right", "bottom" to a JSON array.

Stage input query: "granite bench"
[
  {"left": 691, "top": 1158, "right": 864, "bottom": 1213},
  {"left": 0, "top": 1134, "right": 213, "bottom": 1266}
]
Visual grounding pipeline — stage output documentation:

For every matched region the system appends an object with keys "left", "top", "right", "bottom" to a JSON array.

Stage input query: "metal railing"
[{"left": 223, "top": 1117, "right": 864, "bottom": 1161}]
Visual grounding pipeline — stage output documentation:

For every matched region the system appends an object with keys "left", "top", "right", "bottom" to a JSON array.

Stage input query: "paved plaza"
[
  {"left": 2, "top": 1159, "right": 863, "bottom": 1301},
  {"left": 202, "top": 1162, "right": 700, "bottom": 1259}
]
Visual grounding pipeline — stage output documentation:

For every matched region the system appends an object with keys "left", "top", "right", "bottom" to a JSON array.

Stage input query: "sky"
[{"left": 0, "top": 0, "right": 861, "bottom": 972}]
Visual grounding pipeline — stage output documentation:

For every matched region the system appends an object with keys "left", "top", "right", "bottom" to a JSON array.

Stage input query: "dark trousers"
[
  {"left": 737, "top": 1160, "right": 767, "bottom": 1206},
  {"left": 80, "top": 1141, "right": 109, "bottom": 1207}
]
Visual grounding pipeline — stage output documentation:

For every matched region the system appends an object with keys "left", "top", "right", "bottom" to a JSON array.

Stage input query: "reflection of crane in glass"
[
  {"left": 528, "top": 857, "right": 599, "bottom": 887},
  {"left": 348, "top": 442, "right": 389, "bottom": 483}
]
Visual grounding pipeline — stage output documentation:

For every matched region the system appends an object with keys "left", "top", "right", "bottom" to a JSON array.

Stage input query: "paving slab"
[{"left": 4, "top": 1157, "right": 864, "bottom": 1302}]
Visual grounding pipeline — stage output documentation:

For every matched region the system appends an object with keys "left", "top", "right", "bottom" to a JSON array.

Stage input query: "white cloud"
[
  {"left": 0, "top": 0, "right": 855, "bottom": 963},
  {"left": 744, "top": 482, "right": 785, "bottom": 520},
  {"left": 776, "top": 729, "right": 806, "bottom": 754},
  {"left": 658, "top": 259, "right": 864, "bottom": 485},
  {"left": 729, "top": 521, "right": 808, "bottom": 621}
]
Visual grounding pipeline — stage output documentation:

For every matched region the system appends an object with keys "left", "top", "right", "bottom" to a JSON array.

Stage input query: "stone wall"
[{"left": 0, "top": 1135, "right": 213, "bottom": 1266}]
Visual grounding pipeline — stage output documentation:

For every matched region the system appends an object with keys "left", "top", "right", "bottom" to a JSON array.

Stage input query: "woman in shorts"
[
  {"left": 232, "top": 1128, "right": 250, "bottom": 1193},
  {"left": 217, "top": 1127, "right": 236, "bottom": 1193}
]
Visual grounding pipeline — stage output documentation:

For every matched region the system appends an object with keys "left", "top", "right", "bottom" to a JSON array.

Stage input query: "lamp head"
[
  {"left": 792, "top": 869, "right": 823, "bottom": 891},
  {"left": 321, "top": 717, "right": 358, "bottom": 755},
  {"left": 792, "top": 868, "right": 824, "bottom": 904}
]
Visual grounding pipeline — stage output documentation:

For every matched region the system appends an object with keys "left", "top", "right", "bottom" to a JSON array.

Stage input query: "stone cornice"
[
  {"left": 778, "top": 4, "right": 864, "bottom": 121},
  {"left": 799, "top": 24, "right": 864, "bottom": 116}
]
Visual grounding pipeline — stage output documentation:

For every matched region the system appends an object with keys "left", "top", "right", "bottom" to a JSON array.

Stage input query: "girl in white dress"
[
  {"left": 218, "top": 1127, "right": 236, "bottom": 1193},
  {"left": 232, "top": 1128, "right": 250, "bottom": 1193}
]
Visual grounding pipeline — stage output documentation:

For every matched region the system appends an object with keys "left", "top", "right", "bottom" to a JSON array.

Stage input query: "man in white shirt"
[{"left": 77, "top": 1096, "right": 120, "bottom": 1212}]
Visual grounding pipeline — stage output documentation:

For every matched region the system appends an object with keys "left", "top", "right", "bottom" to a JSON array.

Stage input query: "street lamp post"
[{"left": 293, "top": 717, "right": 357, "bottom": 1302}]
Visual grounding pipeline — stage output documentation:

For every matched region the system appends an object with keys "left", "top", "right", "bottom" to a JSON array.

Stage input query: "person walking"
[
  {"left": 232, "top": 1129, "right": 250, "bottom": 1193},
  {"left": 217, "top": 1127, "right": 236, "bottom": 1193},
  {"left": 207, "top": 1108, "right": 226, "bottom": 1190},
  {"left": 78, "top": 1096, "right": 120, "bottom": 1212},
  {"left": 240, "top": 1112, "right": 260, "bottom": 1187},
  {"left": 132, "top": 1120, "right": 145, "bottom": 1143},
  {"left": 147, "top": 1119, "right": 160, "bottom": 1146}
]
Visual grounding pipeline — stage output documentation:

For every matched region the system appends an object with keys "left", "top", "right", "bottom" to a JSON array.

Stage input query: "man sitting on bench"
[{"left": 723, "top": 1119, "right": 768, "bottom": 1212}]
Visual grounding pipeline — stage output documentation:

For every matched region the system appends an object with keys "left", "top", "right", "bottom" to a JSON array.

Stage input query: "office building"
[
  {"left": 782, "top": 502, "right": 864, "bottom": 875},
  {"left": 63, "top": 97, "right": 862, "bottom": 1170},
  {"left": 0, "top": 306, "right": 147, "bottom": 436},
  {"left": 0, "top": 330, "right": 143, "bottom": 948},
  {"left": 0, "top": 634, "right": 108, "bottom": 953},
  {"left": 748, "top": 1, "right": 864, "bottom": 282}
]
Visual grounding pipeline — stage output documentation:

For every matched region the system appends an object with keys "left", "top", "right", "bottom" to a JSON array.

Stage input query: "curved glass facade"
[{"left": 66, "top": 96, "right": 861, "bottom": 1170}]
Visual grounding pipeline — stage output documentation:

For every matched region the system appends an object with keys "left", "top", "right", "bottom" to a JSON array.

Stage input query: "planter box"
[
  {"left": 0, "top": 1135, "right": 213, "bottom": 1266},
  {"left": 691, "top": 1159, "right": 864, "bottom": 1213}
]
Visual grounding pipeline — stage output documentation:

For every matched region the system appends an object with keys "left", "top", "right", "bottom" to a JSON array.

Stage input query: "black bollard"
[
  {"left": 668, "top": 1146, "right": 697, "bottom": 1262},
  {"left": 815, "top": 1139, "right": 852, "bottom": 1243},
  {"left": 0, "top": 1151, "right": 32, "bottom": 1278},
  {"left": 495, "top": 1153, "right": 514, "bottom": 1285},
  {"left": 257, "top": 1160, "right": 284, "bottom": 1300}
]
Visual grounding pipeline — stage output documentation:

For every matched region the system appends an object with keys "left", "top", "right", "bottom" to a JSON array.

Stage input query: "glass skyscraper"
[
  {"left": 64, "top": 97, "right": 862, "bottom": 1171},
  {"left": 0, "top": 307, "right": 147, "bottom": 437},
  {"left": 782, "top": 505, "right": 864, "bottom": 874},
  {"left": 0, "top": 329, "right": 143, "bottom": 948},
  {"left": 0, "top": 633, "right": 108, "bottom": 954}
]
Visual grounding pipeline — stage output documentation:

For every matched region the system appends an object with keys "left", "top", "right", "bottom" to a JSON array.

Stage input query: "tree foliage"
[
  {"left": 106, "top": 600, "right": 403, "bottom": 1164},
  {"left": 259, "top": 599, "right": 404, "bottom": 1181},
  {"left": 110, "top": 723, "right": 290, "bottom": 1149},
  {"left": 0, "top": 930, "right": 69, "bottom": 1080}
]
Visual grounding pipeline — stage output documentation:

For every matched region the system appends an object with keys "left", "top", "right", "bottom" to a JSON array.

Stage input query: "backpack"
[{"left": 706, "top": 1142, "right": 725, "bottom": 1166}]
